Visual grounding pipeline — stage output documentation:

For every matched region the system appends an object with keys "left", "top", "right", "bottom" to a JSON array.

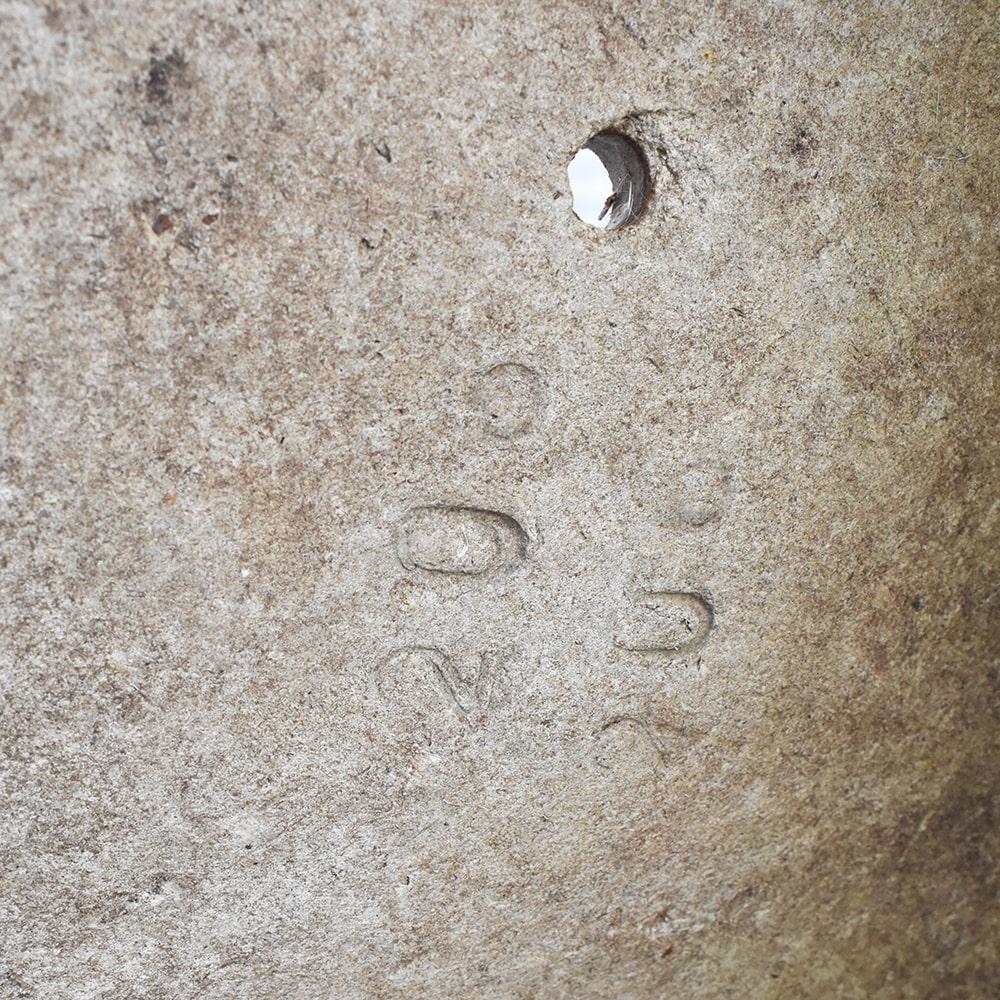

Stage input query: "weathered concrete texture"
[{"left": 2, "top": 1, "right": 998, "bottom": 997}]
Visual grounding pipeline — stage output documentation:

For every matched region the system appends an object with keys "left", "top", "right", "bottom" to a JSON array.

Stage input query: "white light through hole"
[
  {"left": 567, "top": 131, "right": 648, "bottom": 231},
  {"left": 567, "top": 147, "right": 615, "bottom": 229}
]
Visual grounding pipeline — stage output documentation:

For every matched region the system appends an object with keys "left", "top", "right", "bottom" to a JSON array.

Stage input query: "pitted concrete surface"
[{"left": 2, "top": 2, "right": 998, "bottom": 998}]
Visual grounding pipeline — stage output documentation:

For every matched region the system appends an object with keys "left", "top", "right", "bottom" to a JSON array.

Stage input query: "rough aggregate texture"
[{"left": 1, "top": 1, "right": 999, "bottom": 998}]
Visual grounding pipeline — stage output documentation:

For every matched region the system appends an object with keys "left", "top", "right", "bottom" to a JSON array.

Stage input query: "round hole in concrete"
[{"left": 567, "top": 131, "right": 648, "bottom": 231}]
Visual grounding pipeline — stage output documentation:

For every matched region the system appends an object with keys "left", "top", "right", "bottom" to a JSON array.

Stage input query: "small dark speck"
[
  {"left": 373, "top": 140, "right": 392, "bottom": 163},
  {"left": 790, "top": 126, "right": 816, "bottom": 158},
  {"left": 911, "top": 595, "right": 924, "bottom": 611},
  {"left": 202, "top": 213, "right": 219, "bottom": 225},
  {"left": 145, "top": 49, "right": 186, "bottom": 105},
  {"left": 151, "top": 213, "right": 173, "bottom": 235},
  {"left": 245, "top": 844, "right": 252, "bottom": 850}
]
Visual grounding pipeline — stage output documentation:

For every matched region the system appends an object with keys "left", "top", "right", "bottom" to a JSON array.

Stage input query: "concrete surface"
[{"left": 1, "top": 1, "right": 998, "bottom": 997}]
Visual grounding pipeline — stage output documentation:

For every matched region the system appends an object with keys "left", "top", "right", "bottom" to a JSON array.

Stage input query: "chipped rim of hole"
[{"left": 568, "top": 129, "right": 650, "bottom": 232}]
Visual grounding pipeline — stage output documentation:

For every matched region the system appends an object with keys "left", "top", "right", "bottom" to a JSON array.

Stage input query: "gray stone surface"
[{"left": 2, "top": 2, "right": 998, "bottom": 997}]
